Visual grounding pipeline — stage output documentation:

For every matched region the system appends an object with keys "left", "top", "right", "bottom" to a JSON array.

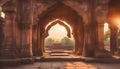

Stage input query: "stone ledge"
[
  {"left": 0, "top": 59, "right": 21, "bottom": 66},
  {"left": 20, "top": 58, "right": 34, "bottom": 64},
  {"left": 36, "top": 56, "right": 120, "bottom": 63},
  {"left": 0, "top": 58, "right": 34, "bottom": 66}
]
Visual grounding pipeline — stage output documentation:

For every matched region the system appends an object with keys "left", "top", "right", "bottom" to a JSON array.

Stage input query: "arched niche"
[{"left": 37, "top": 2, "right": 84, "bottom": 56}]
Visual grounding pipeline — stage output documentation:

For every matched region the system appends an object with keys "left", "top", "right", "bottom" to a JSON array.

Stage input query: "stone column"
[
  {"left": 38, "top": 25, "right": 44, "bottom": 56},
  {"left": 17, "top": 0, "right": 33, "bottom": 62},
  {"left": 0, "top": 1, "right": 17, "bottom": 58},
  {"left": 82, "top": 24, "right": 94, "bottom": 57},
  {"left": 0, "top": 17, "right": 5, "bottom": 57},
  {"left": 97, "top": 23, "right": 104, "bottom": 50},
  {"left": 74, "top": 23, "right": 84, "bottom": 55},
  {"left": 95, "top": 23, "right": 112, "bottom": 58},
  {"left": 32, "top": 24, "right": 38, "bottom": 56},
  {"left": 0, "top": 0, "right": 20, "bottom": 66},
  {"left": 110, "top": 27, "right": 118, "bottom": 54},
  {"left": 73, "top": 26, "right": 79, "bottom": 55},
  {"left": 0, "top": 17, "right": 4, "bottom": 48}
]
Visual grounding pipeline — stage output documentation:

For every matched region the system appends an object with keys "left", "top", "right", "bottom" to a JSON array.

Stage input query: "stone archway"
[{"left": 37, "top": 2, "right": 84, "bottom": 56}]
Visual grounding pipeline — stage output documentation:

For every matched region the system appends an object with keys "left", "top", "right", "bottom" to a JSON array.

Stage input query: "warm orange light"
[
  {"left": 118, "top": 23, "right": 120, "bottom": 28},
  {"left": 114, "top": 18, "right": 120, "bottom": 26},
  {"left": 110, "top": 16, "right": 120, "bottom": 27}
]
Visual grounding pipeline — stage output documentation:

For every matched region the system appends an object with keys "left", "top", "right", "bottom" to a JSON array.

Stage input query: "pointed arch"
[
  {"left": 44, "top": 19, "right": 72, "bottom": 38},
  {"left": 37, "top": 1, "right": 84, "bottom": 56}
]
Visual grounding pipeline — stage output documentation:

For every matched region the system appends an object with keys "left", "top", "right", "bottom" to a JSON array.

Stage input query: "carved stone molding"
[{"left": 95, "top": 0, "right": 109, "bottom": 23}]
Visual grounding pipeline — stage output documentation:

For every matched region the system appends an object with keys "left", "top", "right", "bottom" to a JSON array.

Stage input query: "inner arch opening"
[{"left": 44, "top": 19, "right": 74, "bottom": 54}]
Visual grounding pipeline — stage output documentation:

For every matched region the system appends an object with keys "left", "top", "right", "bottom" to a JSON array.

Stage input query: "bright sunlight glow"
[
  {"left": 118, "top": 23, "right": 120, "bottom": 28},
  {"left": 48, "top": 23, "right": 67, "bottom": 40},
  {"left": 104, "top": 22, "right": 109, "bottom": 33},
  {"left": 1, "top": 12, "right": 5, "bottom": 18}
]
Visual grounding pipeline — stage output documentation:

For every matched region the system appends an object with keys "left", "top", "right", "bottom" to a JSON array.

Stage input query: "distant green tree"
[
  {"left": 45, "top": 38, "right": 54, "bottom": 46},
  {"left": 104, "top": 30, "right": 110, "bottom": 46},
  {"left": 61, "top": 37, "right": 74, "bottom": 46}
]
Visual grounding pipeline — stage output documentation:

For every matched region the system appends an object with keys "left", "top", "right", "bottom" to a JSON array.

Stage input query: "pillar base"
[{"left": 95, "top": 49, "right": 112, "bottom": 58}]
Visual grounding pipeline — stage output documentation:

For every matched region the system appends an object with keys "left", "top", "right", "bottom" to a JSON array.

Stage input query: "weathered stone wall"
[
  {"left": 0, "top": 0, "right": 116, "bottom": 65},
  {"left": 32, "top": 0, "right": 109, "bottom": 57}
]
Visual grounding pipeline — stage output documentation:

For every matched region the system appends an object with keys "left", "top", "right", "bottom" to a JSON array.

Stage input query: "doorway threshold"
[{"left": 34, "top": 54, "right": 120, "bottom": 63}]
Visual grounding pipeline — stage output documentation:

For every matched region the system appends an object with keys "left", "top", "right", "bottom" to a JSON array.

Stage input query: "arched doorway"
[
  {"left": 44, "top": 19, "right": 75, "bottom": 55},
  {"left": 36, "top": 2, "right": 84, "bottom": 57}
]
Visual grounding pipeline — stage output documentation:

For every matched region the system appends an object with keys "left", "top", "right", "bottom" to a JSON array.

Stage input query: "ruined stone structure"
[{"left": 0, "top": 0, "right": 120, "bottom": 65}]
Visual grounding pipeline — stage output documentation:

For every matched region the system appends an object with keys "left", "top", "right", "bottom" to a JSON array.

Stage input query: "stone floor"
[{"left": 1, "top": 62, "right": 120, "bottom": 69}]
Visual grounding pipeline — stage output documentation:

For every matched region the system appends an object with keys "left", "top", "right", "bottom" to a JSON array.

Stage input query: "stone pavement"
[{"left": 1, "top": 62, "right": 120, "bottom": 69}]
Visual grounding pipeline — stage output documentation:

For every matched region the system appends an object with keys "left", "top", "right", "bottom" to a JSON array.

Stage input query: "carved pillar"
[
  {"left": 32, "top": 24, "right": 38, "bottom": 56},
  {"left": 0, "top": 1, "right": 17, "bottom": 59},
  {"left": 97, "top": 23, "right": 104, "bottom": 50},
  {"left": 82, "top": 24, "right": 93, "bottom": 57},
  {"left": 94, "top": 23, "right": 112, "bottom": 58},
  {"left": 110, "top": 27, "right": 118, "bottom": 54},
  {"left": 74, "top": 23, "right": 84, "bottom": 55},
  {"left": 38, "top": 25, "right": 44, "bottom": 56},
  {"left": 0, "top": 17, "right": 5, "bottom": 58},
  {"left": 17, "top": 0, "right": 33, "bottom": 59},
  {"left": 74, "top": 28, "right": 79, "bottom": 55},
  {"left": 0, "top": 17, "right": 4, "bottom": 48}
]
